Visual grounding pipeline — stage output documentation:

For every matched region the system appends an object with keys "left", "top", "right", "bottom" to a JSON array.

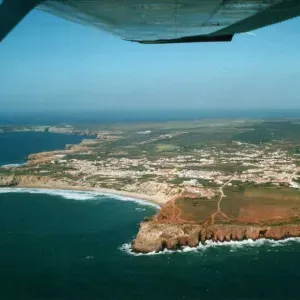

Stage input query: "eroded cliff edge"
[{"left": 132, "top": 222, "right": 300, "bottom": 253}]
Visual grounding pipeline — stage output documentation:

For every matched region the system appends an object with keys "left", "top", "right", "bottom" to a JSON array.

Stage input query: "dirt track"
[
  {"left": 156, "top": 177, "right": 236, "bottom": 225},
  {"left": 210, "top": 178, "right": 232, "bottom": 224},
  {"left": 156, "top": 194, "right": 188, "bottom": 223}
]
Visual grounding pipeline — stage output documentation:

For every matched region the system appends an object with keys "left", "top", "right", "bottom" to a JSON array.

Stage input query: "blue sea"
[
  {"left": 1, "top": 112, "right": 300, "bottom": 299},
  {"left": 2, "top": 109, "right": 300, "bottom": 125},
  {"left": 0, "top": 132, "right": 87, "bottom": 166}
]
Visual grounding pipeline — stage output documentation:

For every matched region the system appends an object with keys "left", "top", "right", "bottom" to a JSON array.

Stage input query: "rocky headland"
[{"left": 131, "top": 185, "right": 300, "bottom": 253}]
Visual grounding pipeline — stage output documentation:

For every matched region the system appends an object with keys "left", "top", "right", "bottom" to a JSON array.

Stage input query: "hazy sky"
[{"left": 1, "top": 8, "right": 300, "bottom": 112}]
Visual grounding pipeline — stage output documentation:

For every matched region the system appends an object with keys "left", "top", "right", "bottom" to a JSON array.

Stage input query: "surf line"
[
  {"left": 0, "top": 187, "right": 160, "bottom": 209},
  {"left": 121, "top": 237, "right": 300, "bottom": 256}
]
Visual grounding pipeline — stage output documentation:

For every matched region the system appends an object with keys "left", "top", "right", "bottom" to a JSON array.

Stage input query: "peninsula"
[{"left": 2, "top": 119, "right": 300, "bottom": 252}]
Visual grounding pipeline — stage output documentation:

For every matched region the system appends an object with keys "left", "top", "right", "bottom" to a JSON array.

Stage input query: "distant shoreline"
[{"left": 3, "top": 184, "right": 163, "bottom": 208}]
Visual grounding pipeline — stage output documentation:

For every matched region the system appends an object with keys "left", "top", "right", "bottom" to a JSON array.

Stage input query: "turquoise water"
[
  {"left": 1, "top": 132, "right": 300, "bottom": 299},
  {"left": 0, "top": 131, "right": 88, "bottom": 166}
]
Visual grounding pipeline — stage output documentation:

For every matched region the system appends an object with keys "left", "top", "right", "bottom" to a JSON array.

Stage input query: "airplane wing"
[{"left": 1, "top": 0, "right": 300, "bottom": 43}]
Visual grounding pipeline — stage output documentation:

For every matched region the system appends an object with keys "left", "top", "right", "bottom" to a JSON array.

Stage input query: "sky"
[{"left": 0, "top": 8, "right": 300, "bottom": 112}]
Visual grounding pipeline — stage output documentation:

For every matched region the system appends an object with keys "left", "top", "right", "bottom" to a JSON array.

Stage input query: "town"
[{"left": 2, "top": 119, "right": 300, "bottom": 204}]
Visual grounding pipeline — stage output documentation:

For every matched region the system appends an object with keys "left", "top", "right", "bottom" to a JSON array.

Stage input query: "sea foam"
[
  {"left": 1, "top": 163, "right": 27, "bottom": 168},
  {"left": 121, "top": 237, "right": 300, "bottom": 256},
  {"left": 0, "top": 187, "right": 160, "bottom": 208}
]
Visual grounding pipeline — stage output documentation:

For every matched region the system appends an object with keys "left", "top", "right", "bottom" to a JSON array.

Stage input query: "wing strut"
[{"left": 0, "top": 0, "right": 44, "bottom": 42}]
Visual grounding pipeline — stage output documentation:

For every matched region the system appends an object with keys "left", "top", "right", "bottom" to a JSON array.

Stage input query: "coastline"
[
  {"left": 123, "top": 236, "right": 300, "bottom": 256},
  {"left": 132, "top": 221, "right": 300, "bottom": 253},
  {"left": 3, "top": 184, "right": 163, "bottom": 208}
]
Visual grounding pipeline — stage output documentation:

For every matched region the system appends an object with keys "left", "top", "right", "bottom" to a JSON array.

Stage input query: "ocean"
[
  {"left": 2, "top": 109, "right": 300, "bottom": 125},
  {"left": 0, "top": 131, "right": 87, "bottom": 166},
  {"left": 1, "top": 119, "right": 300, "bottom": 299}
]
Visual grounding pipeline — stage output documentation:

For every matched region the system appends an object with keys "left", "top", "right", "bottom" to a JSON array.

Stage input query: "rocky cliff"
[
  {"left": 0, "top": 175, "right": 88, "bottom": 192},
  {"left": 132, "top": 222, "right": 300, "bottom": 253},
  {"left": 0, "top": 175, "right": 69, "bottom": 188},
  {"left": 122, "top": 182, "right": 182, "bottom": 203},
  {"left": 0, "top": 175, "right": 19, "bottom": 187}
]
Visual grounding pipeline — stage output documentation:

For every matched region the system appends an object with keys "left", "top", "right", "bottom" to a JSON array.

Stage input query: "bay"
[{"left": 0, "top": 132, "right": 88, "bottom": 166}]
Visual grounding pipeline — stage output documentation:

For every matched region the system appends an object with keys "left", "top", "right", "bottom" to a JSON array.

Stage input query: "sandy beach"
[{"left": 9, "top": 183, "right": 164, "bottom": 208}]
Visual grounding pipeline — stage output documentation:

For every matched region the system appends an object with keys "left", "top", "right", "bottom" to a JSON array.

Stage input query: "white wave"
[
  {"left": 1, "top": 163, "right": 26, "bottom": 168},
  {"left": 0, "top": 187, "right": 98, "bottom": 200},
  {"left": 120, "top": 243, "right": 173, "bottom": 256},
  {"left": 84, "top": 256, "right": 95, "bottom": 260},
  {"left": 0, "top": 187, "right": 160, "bottom": 208},
  {"left": 99, "top": 193, "right": 160, "bottom": 209},
  {"left": 135, "top": 208, "right": 146, "bottom": 211},
  {"left": 121, "top": 237, "right": 300, "bottom": 256}
]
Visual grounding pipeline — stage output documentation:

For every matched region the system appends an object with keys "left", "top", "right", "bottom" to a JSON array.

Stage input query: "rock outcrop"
[
  {"left": 0, "top": 175, "right": 70, "bottom": 188},
  {"left": 0, "top": 175, "right": 19, "bottom": 187},
  {"left": 132, "top": 221, "right": 300, "bottom": 253}
]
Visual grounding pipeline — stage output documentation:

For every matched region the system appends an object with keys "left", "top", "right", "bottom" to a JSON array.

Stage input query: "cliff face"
[
  {"left": 132, "top": 222, "right": 201, "bottom": 253},
  {"left": 132, "top": 222, "right": 300, "bottom": 253},
  {"left": 122, "top": 182, "right": 182, "bottom": 204},
  {"left": 0, "top": 175, "right": 19, "bottom": 187},
  {"left": 0, "top": 175, "right": 70, "bottom": 188}
]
